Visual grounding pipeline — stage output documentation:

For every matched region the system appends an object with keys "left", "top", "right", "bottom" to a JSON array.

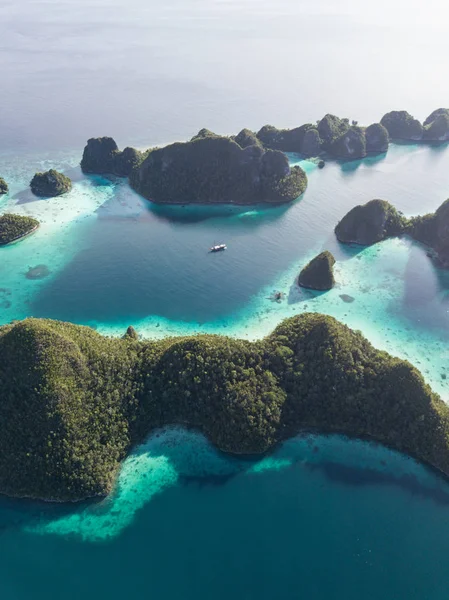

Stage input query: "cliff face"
[
  {"left": 298, "top": 251, "right": 336, "bottom": 290},
  {"left": 81, "top": 137, "right": 143, "bottom": 177},
  {"left": 329, "top": 127, "right": 366, "bottom": 159},
  {"left": 410, "top": 199, "right": 449, "bottom": 267},
  {"left": 335, "top": 199, "right": 407, "bottom": 245},
  {"left": 129, "top": 135, "right": 308, "bottom": 205},
  {"left": 423, "top": 109, "right": 449, "bottom": 142}
]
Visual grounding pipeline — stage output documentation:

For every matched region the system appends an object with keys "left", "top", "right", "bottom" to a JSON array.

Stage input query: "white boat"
[{"left": 210, "top": 244, "right": 227, "bottom": 252}]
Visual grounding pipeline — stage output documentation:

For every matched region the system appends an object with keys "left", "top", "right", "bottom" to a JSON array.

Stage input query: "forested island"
[
  {"left": 83, "top": 131, "right": 308, "bottom": 205},
  {"left": 298, "top": 251, "right": 336, "bottom": 290},
  {"left": 0, "top": 214, "right": 39, "bottom": 245},
  {"left": 0, "top": 314, "right": 448, "bottom": 502},
  {"left": 79, "top": 107, "right": 448, "bottom": 206},
  {"left": 30, "top": 169, "right": 72, "bottom": 197},
  {"left": 335, "top": 198, "right": 449, "bottom": 267}
]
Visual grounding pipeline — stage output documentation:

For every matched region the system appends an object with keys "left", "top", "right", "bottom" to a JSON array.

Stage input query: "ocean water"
[
  {"left": 2, "top": 0, "right": 449, "bottom": 597},
  {"left": 2, "top": 428, "right": 449, "bottom": 600}
]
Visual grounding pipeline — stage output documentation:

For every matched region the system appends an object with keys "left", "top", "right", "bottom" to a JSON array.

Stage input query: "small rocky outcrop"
[
  {"left": 422, "top": 109, "right": 449, "bottom": 142},
  {"left": 123, "top": 325, "right": 139, "bottom": 340},
  {"left": 298, "top": 251, "right": 336, "bottom": 290},
  {"left": 335, "top": 199, "right": 407, "bottom": 245},
  {"left": 0, "top": 178, "right": 8, "bottom": 195},
  {"left": 410, "top": 199, "right": 449, "bottom": 267},
  {"left": 129, "top": 134, "right": 308, "bottom": 205},
  {"left": 380, "top": 111, "right": 423, "bottom": 141},
  {"left": 317, "top": 114, "right": 350, "bottom": 150},
  {"left": 329, "top": 126, "right": 366, "bottom": 159},
  {"left": 365, "top": 123, "right": 389, "bottom": 153},
  {"left": 233, "top": 129, "right": 262, "bottom": 149},
  {"left": 30, "top": 170, "right": 72, "bottom": 197},
  {"left": 81, "top": 137, "right": 143, "bottom": 177}
]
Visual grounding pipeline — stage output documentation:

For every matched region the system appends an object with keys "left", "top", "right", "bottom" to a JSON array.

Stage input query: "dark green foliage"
[
  {"left": 422, "top": 109, "right": 449, "bottom": 142},
  {"left": 81, "top": 138, "right": 144, "bottom": 177},
  {"left": 409, "top": 198, "right": 449, "bottom": 267},
  {"left": 233, "top": 129, "right": 262, "bottom": 149},
  {"left": 30, "top": 170, "right": 72, "bottom": 197},
  {"left": 257, "top": 124, "right": 317, "bottom": 155},
  {"left": 335, "top": 199, "right": 407, "bottom": 245},
  {"left": 380, "top": 111, "right": 423, "bottom": 140},
  {"left": 1, "top": 314, "right": 448, "bottom": 502},
  {"left": 0, "top": 178, "right": 8, "bottom": 195},
  {"left": 365, "top": 123, "right": 389, "bottom": 153},
  {"left": 298, "top": 251, "right": 336, "bottom": 290},
  {"left": 329, "top": 126, "right": 366, "bottom": 159},
  {"left": 81, "top": 137, "right": 119, "bottom": 173},
  {"left": 318, "top": 114, "right": 350, "bottom": 150},
  {"left": 190, "top": 128, "right": 219, "bottom": 141},
  {"left": 256, "top": 125, "right": 283, "bottom": 148},
  {"left": 114, "top": 147, "right": 144, "bottom": 177},
  {"left": 0, "top": 213, "right": 39, "bottom": 245},
  {"left": 129, "top": 135, "right": 307, "bottom": 205}
]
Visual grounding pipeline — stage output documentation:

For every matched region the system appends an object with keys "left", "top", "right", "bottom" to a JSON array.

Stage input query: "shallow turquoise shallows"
[
  {"left": 3, "top": 429, "right": 449, "bottom": 600},
  {"left": 2, "top": 0, "right": 449, "bottom": 597}
]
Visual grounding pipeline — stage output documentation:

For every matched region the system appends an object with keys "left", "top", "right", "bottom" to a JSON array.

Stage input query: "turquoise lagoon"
[
  {"left": 1, "top": 142, "right": 449, "bottom": 598},
  {"left": 1, "top": 143, "right": 448, "bottom": 397},
  {"left": 2, "top": 0, "right": 449, "bottom": 595}
]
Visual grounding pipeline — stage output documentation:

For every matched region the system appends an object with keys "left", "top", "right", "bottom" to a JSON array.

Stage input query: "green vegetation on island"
[
  {"left": 298, "top": 251, "right": 336, "bottom": 290},
  {"left": 0, "top": 214, "right": 40, "bottom": 246},
  {"left": 380, "top": 111, "right": 424, "bottom": 141},
  {"left": 335, "top": 197, "right": 449, "bottom": 267},
  {"left": 0, "top": 314, "right": 448, "bottom": 502},
  {"left": 30, "top": 169, "right": 72, "bottom": 197},
  {"left": 81, "top": 137, "right": 145, "bottom": 177},
  {"left": 0, "top": 178, "right": 8, "bottom": 195},
  {"left": 409, "top": 199, "right": 449, "bottom": 267},
  {"left": 335, "top": 199, "right": 407, "bottom": 245},
  {"left": 129, "top": 134, "right": 308, "bottom": 205},
  {"left": 422, "top": 109, "right": 449, "bottom": 142},
  {"left": 365, "top": 123, "right": 389, "bottom": 154}
]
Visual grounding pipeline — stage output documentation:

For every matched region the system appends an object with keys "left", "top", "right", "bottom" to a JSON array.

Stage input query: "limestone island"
[
  {"left": 0, "top": 178, "right": 8, "bottom": 195},
  {"left": 257, "top": 115, "right": 390, "bottom": 160},
  {"left": 30, "top": 169, "right": 72, "bottom": 197},
  {"left": 298, "top": 251, "right": 336, "bottom": 290},
  {"left": 0, "top": 214, "right": 39, "bottom": 246},
  {"left": 81, "top": 137, "right": 144, "bottom": 177},
  {"left": 0, "top": 314, "right": 448, "bottom": 502},
  {"left": 380, "top": 109, "right": 449, "bottom": 143},
  {"left": 335, "top": 197, "right": 449, "bottom": 268},
  {"left": 335, "top": 199, "right": 406, "bottom": 245},
  {"left": 129, "top": 131, "right": 308, "bottom": 204}
]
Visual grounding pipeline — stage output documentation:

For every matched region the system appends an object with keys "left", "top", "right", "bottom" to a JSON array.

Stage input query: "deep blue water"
[{"left": 2, "top": 1, "right": 449, "bottom": 598}]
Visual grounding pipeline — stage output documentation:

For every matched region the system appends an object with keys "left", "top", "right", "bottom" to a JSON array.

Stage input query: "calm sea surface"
[{"left": 1, "top": 1, "right": 449, "bottom": 598}]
